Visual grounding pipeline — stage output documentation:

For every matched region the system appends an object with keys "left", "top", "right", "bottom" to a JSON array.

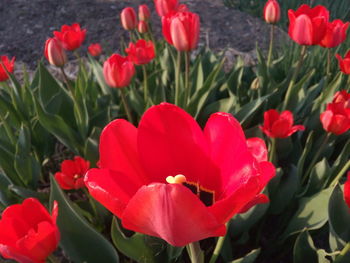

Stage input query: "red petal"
[
  {"left": 246, "top": 138, "right": 268, "bottom": 162},
  {"left": 121, "top": 183, "right": 226, "bottom": 247},
  {"left": 0, "top": 245, "right": 37, "bottom": 263},
  {"left": 271, "top": 119, "right": 291, "bottom": 138},
  {"left": 239, "top": 194, "right": 269, "bottom": 213}
]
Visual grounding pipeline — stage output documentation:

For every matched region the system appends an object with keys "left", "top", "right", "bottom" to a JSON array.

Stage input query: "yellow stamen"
[
  {"left": 73, "top": 174, "right": 80, "bottom": 179},
  {"left": 166, "top": 174, "right": 187, "bottom": 184}
]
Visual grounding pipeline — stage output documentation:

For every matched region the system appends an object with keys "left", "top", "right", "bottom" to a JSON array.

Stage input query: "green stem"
[
  {"left": 0, "top": 113, "right": 16, "bottom": 145},
  {"left": 184, "top": 51, "right": 191, "bottom": 108},
  {"left": 336, "top": 242, "right": 350, "bottom": 261},
  {"left": 142, "top": 65, "right": 149, "bottom": 106},
  {"left": 47, "top": 254, "right": 60, "bottom": 263},
  {"left": 347, "top": 74, "right": 350, "bottom": 87},
  {"left": 60, "top": 67, "right": 73, "bottom": 91},
  {"left": 282, "top": 45, "right": 307, "bottom": 110},
  {"left": 267, "top": 25, "right": 275, "bottom": 67},
  {"left": 119, "top": 88, "right": 134, "bottom": 124},
  {"left": 186, "top": 242, "right": 204, "bottom": 263},
  {"left": 330, "top": 159, "right": 350, "bottom": 187},
  {"left": 327, "top": 48, "right": 331, "bottom": 76},
  {"left": 269, "top": 137, "right": 277, "bottom": 164},
  {"left": 175, "top": 51, "right": 182, "bottom": 106},
  {"left": 209, "top": 236, "right": 226, "bottom": 263}
]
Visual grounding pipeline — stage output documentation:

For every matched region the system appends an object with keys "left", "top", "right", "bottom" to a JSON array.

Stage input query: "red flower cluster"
[
  {"left": 0, "top": 198, "right": 59, "bottom": 263},
  {"left": 125, "top": 40, "right": 156, "bottom": 65},
  {"left": 260, "top": 109, "right": 305, "bottom": 138},
  {"left": 120, "top": 5, "right": 151, "bottom": 32},
  {"left": 54, "top": 156, "right": 90, "bottom": 190},
  {"left": 0, "top": 55, "right": 15, "bottom": 82},
  {"left": 320, "top": 90, "right": 350, "bottom": 135},
  {"left": 53, "top": 23, "right": 86, "bottom": 51},
  {"left": 84, "top": 103, "right": 275, "bottom": 246}
]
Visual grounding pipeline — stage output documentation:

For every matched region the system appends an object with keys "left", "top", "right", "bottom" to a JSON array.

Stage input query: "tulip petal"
[
  {"left": 246, "top": 138, "right": 268, "bottom": 162},
  {"left": 121, "top": 183, "right": 226, "bottom": 247},
  {"left": 0, "top": 245, "right": 37, "bottom": 263}
]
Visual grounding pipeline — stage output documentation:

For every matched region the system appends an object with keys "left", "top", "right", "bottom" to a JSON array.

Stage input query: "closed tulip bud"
[
  {"left": 320, "top": 20, "right": 350, "bottom": 48},
  {"left": 336, "top": 50, "right": 350, "bottom": 74},
  {"left": 139, "top": 5, "right": 151, "bottom": 21},
  {"left": 288, "top": 4, "right": 329, "bottom": 45},
  {"left": 103, "top": 54, "right": 135, "bottom": 88},
  {"left": 138, "top": 20, "right": 149, "bottom": 34},
  {"left": 88, "top": 43, "right": 102, "bottom": 57},
  {"left": 44, "top": 38, "right": 67, "bottom": 67},
  {"left": 264, "top": 0, "right": 280, "bottom": 24},
  {"left": 126, "top": 39, "right": 155, "bottom": 65},
  {"left": 162, "top": 11, "right": 200, "bottom": 52},
  {"left": 53, "top": 23, "right": 86, "bottom": 51},
  {"left": 121, "top": 7, "right": 137, "bottom": 31},
  {"left": 154, "top": 0, "right": 178, "bottom": 17},
  {"left": 0, "top": 55, "right": 15, "bottom": 82}
]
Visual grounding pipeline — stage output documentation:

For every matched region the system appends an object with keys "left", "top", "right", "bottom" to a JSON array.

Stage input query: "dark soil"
[{"left": 0, "top": 0, "right": 287, "bottom": 70}]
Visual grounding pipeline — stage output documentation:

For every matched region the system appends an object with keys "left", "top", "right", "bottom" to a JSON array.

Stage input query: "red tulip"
[
  {"left": 84, "top": 103, "right": 275, "bottom": 246},
  {"left": 288, "top": 4, "right": 329, "bottom": 45},
  {"left": 125, "top": 40, "right": 155, "bottom": 65},
  {"left": 0, "top": 198, "right": 59, "bottom": 263},
  {"left": 138, "top": 21, "right": 149, "bottom": 34},
  {"left": 154, "top": 0, "right": 178, "bottom": 17},
  {"left": 320, "top": 19, "right": 349, "bottom": 48},
  {"left": 264, "top": 0, "right": 280, "bottom": 24},
  {"left": 162, "top": 11, "right": 200, "bottom": 51},
  {"left": 0, "top": 55, "right": 15, "bottom": 82},
  {"left": 54, "top": 156, "right": 90, "bottom": 190},
  {"left": 138, "top": 5, "right": 151, "bottom": 21},
  {"left": 260, "top": 109, "right": 305, "bottom": 138},
  {"left": 121, "top": 7, "right": 137, "bottom": 31},
  {"left": 320, "top": 90, "right": 350, "bottom": 135},
  {"left": 53, "top": 23, "right": 86, "bottom": 51},
  {"left": 103, "top": 54, "right": 135, "bottom": 88},
  {"left": 336, "top": 50, "right": 350, "bottom": 74},
  {"left": 44, "top": 38, "right": 67, "bottom": 67},
  {"left": 344, "top": 172, "right": 350, "bottom": 209},
  {"left": 88, "top": 43, "right": 102, "bottom": 57}
]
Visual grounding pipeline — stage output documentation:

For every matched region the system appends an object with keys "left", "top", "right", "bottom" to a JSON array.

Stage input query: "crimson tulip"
[
  {"left": 138, "top": 5, "right": 151, "bottom": 21},
  {"left": 264, "top": 0, "right": 280, "bottom": 24},
  {"left": 44, "top": 38, "right": 67, "bottom": 67},
  {"left": 0, "top": 55, "right": 15, "bottom": 82},
  {"left": 0, "top": 198, "right": 59, "bottom": 263},
  {"left": 53, "top": 23, "right": 86, "bottom": 51},
  {"left": 320, "top": 19, "right": 349, "bottom": 48},
  {"left": 85, "top": 103, "right": 275, "bottom": 247},
  {"left": 154, "top": 0, "right": 178, "bottom": 17},
  {"left": 121, "top": 7, "right": 137, "bottom": 31},
  {"left": 344, "top": 172, "right": 350, "bottom": 209},
  {"left": 162, "top": 11, "right": 200, "bottom": 51},
  {"left": 103, "top": 54, "right": 135, "bottom": 88},
  {"left": 336, "top": 50, "right": 350, "bottom": 74},
  {"left": 288, "top": 4, "right": 329, "bottom": 45},
  {"left": 125, "top": 40, "right": 155, "bottom": 65},
  {"left": 320, "top": 90, "right": 350, "bottom": 135},
  {"left": 260, "top": 109, "right": 305, "bottom": 138},
  {"left": 138, "top": 21, "right": 149, "bottom": 34},
  {"left": 54, "top": 156, "right": 90, "bottom": 190},
  {"left": 88, "top": 43, "right": 102, "bottom": 57}
]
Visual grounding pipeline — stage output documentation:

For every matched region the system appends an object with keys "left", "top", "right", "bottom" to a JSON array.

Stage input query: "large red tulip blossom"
[
  {"left": 125, "top": 40, "right": 155, "bottom": 65},
  {"left": 121, "top": 7, "right": 138, "bottom": 31},
  {"left": 54, "top": 23, "right": 86, "bottom": 51},
  {"left": 320, "top": 90, "right": 350, "bottom": 135},
  {"left": 288, "top": 4, "right": 329, "bottom": 46},
  {"left": 54, "top": 156, "right": 90, "bottom": 190},
  {"left": 44, "top": 38, "right": 67, "bottom": 67},
  {"left": 162, "top": 11, "right": 200, "bottom": 52},
  {"left": 320, "top": 19, "right": 349, "bottom": 48},
  {"left": 344, "top": 172, "right": 350, "bottom": 209},
  {"left": 336, "top": 50, "right": 350, "bottom": 75},
  {"left": 0, "top": 55, "right": 15, "bottom": 82},
  {"left": 260, "top": 109, "right": 305, "bottom": 138},
  {"left": 84, "top": 103, "right": 275, "bottom": 247},
  {"left": 103, "top": 54, "right": 135, "bottom": 88},
  {"left": 0, "top": 198, "right": 60, "bottom": 263},
  {"left": 263, "top": 0, "right": 280, "bottom": 24}
]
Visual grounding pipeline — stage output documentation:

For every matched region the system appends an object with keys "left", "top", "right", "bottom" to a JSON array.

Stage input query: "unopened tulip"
[
  {"left": 0, "top": 55, "right": 15, "bottom": 82},
  {"left": 126, "top": 40, "right": 155, "bottom": 65},
  {"left": 44, "top": 38, "right": 67, "bottom": 67},
  {"left": 162, "top": 11, "right": 200, "bottom": 51},
  {"left": 154, "top": 0, "right": 178, "bottom": 17},
  {"left": 336, "top": 50, "right": 350, "bottom": 74},
  {"left": 320, "top": 19, "right": 349, "bottom": 48},
  {"left": 260, "top": 109, "right": 305, "bottom": 138},
  {"left": 138, "top": 5, "right": 151, "bottom": 21},
  {"left": 344, "top": 172, "right": 350, "bottom": 209},
  {"left": 0, "top": 198, "right": 60, "bottom": 263},
  {"left": 264, "top": 0, "right": 280, "bottom": 24},
  {"left": 88, "top": 43, "right": 102, "bottom": 57},
  {"left": 121, "top": 7, "right": 137, "bottom": 31},
  {"left": 138, "top": 20, "right": 149, "bottom": 34},
  {"left": 288, "top": 4, "right": 329, "bottom": 45},
  {"left": 54, "top": 23, "right": 86, "bottom": 51},
  {"left": 103, "top": 54, "right": 135, "bottom": 88}
]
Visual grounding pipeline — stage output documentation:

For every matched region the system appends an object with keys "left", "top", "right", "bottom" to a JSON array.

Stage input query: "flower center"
[
  {"left": 166, "top": 174, "right": 215, "bottom": 207},
  {"left": 73, "top": 174, "right": 80, "bottom": 180}
]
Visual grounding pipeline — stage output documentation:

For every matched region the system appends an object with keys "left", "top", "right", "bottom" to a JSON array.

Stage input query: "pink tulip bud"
[
  {"left": 138, "top": 5, "right": 151, "bottom": 21},
  {"left": 264, "top": 0, "right": 280, "bottom": 24},
  {"left": 44, "top": 38, "right": 67, "bottom": 67},
  {"left": 121, "top": 7, "right": 137, "bottom": 31},
  {"left": 138, "top": 21, "right": 149, "bottom": 34}
]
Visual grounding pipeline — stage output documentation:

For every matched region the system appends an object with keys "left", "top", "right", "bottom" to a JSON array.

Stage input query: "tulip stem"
[
  {"left": 326, "top": 48, "right": 332, "bottom": 76},
  {"left": 282, "top": 45, "right": 307, "bottom": 110},
  {"left": 47, "top": 254, "right": 60, "bottom": 263},
  {"left": 269, "top": 137, "right": 277, "bottom": 164},
  {"left": 184, "top": 51, "right": 191, "bottom": 108},
  {"left": 142, "top": 65, "right": 149, "bottom": 106},
  {"left": 267, "top": 25, "right": 275, "bottom": 67},
  {"left": 119, "top": 88, "right": 134, "bottom": 124},
  {"left": 187, "top": 241, "right": 204, "bottom": 263},
  {"left": 60, "top": 67, "right": 73, "bottom": 91},
  {"left": 209, "top": 235, "right": 227, "bottom": 263},
  {"left": 336, "top": 242, "right": 350, "bottom": 261},
  {"left": 175, "top": 51, "right": 182, "bottom": 106},
  {"left": 329, "top": 159, "right": 350, "bottom": 187}
]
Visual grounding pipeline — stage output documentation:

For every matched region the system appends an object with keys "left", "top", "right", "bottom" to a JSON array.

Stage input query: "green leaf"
[
  {"left": 89, "top": 56, "right": 111, "bottom": 95},
  {"left": 293, "top": 230, "right": 318, "bottom": 263},
  {"left": 50, "top": 176, "right": 119, "bottom": 263},
  {"left": 231, "top": 248, "right": 260, "bottom": 263}
]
